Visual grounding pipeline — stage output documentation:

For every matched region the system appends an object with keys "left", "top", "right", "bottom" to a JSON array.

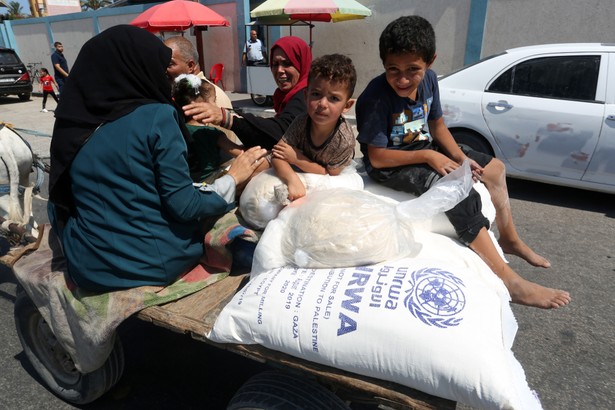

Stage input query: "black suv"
[{"left": 0, "top": 47, "right": 32, "bottom": 101}]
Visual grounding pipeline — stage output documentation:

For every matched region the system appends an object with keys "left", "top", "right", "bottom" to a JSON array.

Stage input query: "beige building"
[{"left": 45, "top": 0, "right": 81, "bottom": 16}]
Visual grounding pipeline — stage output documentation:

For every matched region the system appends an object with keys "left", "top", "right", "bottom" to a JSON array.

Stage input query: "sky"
[
  {"left": 0, "top": 0, "right": 32, "bottom": 14},
  {"left": 2, "top": 0, "right": 41, "bottom": 15},
  {"left": 19, "top": 0, "right": 35, "bottom": 15}
]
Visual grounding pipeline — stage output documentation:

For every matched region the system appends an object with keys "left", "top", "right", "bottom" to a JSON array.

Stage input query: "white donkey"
[{"left": 0, "top": 123, "right": 45, "bottom": 246}]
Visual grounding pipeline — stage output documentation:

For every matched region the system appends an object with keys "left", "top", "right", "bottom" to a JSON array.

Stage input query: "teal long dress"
[
  {"left": 61, "top": 104, "right": 234, "bottom": 291},
  {"left": 185, "top": 123, "right": 222, "bottom": 182}
]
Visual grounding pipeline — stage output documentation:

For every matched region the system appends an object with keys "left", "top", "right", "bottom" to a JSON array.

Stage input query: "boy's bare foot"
[
  {"left": 506, "top": 277, "right": 571, "bottom": 309},
  {"left": 498, "top": 238, "right": 551, "bottom": 268}
]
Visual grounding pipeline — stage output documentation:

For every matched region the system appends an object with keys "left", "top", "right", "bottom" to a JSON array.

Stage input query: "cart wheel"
[
  {"left": 250, "top": 94, "right": 273, "bottom": 107},
  {"left": 227, "top": 370, "right": 351, "bottom": 410},
  {"left": 14, "top": 289, "right": 125, "bottom": 405}
]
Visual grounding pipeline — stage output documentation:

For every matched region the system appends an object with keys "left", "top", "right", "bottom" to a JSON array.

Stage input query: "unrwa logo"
[{"left": 404, "top": 267, "right": 466, "bottom": 328}]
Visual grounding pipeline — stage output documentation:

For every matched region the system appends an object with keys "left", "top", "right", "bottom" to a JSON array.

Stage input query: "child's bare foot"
[
  {"left": 506, "top": 277, "right": 570, "bottom": 309},
  {"left": 498, "top": 238, "right": 551, "bottom": 268}
]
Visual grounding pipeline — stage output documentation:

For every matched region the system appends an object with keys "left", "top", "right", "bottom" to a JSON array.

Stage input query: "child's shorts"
[{"left": 368, "top": 144, "right": 491, "bottom": 246}]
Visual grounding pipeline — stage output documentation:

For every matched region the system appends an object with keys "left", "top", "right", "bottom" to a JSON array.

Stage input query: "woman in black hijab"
[{"left": 48, "top": 26, "right": 265, "bottom": 291}]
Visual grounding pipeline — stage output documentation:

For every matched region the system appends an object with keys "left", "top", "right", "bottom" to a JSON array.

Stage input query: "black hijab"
[{"left": 49, "top": 25, "right": 174, "bottom": 212}]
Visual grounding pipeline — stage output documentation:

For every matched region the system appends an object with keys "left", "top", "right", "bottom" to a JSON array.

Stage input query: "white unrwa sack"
[
  {"left": 239, "top": 165, "right": 364, "bottom": 230},
  {"left": 208, "top": 231, "right": 542, "bottom": 410}
]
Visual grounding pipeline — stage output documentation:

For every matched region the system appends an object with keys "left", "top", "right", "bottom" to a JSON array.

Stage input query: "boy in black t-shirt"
[{"left": 356, "top": 15, "right": 570, "bottom": 309}]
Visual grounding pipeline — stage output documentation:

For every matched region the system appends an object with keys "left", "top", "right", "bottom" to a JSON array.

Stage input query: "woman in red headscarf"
[{"left": 184, "top": 36, "right": 313, "bottom": 150}]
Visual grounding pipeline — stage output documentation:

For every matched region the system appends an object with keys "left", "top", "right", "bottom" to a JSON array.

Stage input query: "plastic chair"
[{"left": 209, "top": 63, "right": 225, "bottom": 90}]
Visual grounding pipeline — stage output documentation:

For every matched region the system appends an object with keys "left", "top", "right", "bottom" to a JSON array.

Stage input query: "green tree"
[
  {"left": 80, "top": 0, "right": 111, "bottom": 11},
  {"left": 6, "top": 1, "right": 23, "bottom": 19}
]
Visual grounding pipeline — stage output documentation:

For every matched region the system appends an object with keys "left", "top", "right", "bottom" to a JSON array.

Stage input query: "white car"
[{"left": 439, "top": 43, "right": 615, "bottom": 194}]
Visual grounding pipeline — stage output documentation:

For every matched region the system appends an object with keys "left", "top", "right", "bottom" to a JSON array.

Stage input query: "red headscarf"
[{"left": 270, "top": 36, "right": 312, "bottom": 114}]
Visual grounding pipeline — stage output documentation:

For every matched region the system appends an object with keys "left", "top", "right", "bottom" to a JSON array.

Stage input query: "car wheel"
[
  {"left": 227, "top": 370, "right": 351, "bottom": 410},
  {"left": 14, "top": 288, "right": 125, "bottom": 405},
  {"left": 18, "top": 93, "right": 31, "bottom": 101},
  {"left": 251, "top": 94, "right": 273, "bottom": 107},
  {"left": 451, "top": 130, "right": 494, "bottom": 156}
]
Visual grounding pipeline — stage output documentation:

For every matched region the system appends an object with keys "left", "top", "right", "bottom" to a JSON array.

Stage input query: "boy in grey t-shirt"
[{"left": 271, "top": 54, "right": 357, "bottom": 202}]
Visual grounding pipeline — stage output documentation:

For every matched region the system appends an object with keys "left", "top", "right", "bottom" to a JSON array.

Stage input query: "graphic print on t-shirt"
[{"left": 390, "top": 102, "right": 432, "bottom": 147}]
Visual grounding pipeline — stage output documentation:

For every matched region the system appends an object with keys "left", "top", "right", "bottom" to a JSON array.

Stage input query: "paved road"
[{"left": 1, "top": 95, "right": 614, "bottom": 409}]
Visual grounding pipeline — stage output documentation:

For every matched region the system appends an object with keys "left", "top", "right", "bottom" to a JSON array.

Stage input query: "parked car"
[
  {"left": 0, "top": 47, "right": 32, "bottom": 101},
  {"left": 439, "top": 43, "right": 615, "bottom": 194}
]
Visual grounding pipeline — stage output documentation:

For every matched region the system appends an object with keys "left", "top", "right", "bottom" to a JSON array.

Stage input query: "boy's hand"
[
  {"left": 453, "top": 155, "right": 484, "bottom": 182},
  {"left": 287, "top": 179, "right": 306, "bottom": 201},
  {"left": 467, "top": 158, "right": 484, "bottom": 182},
  {"left": 428, "top": 151, "right": 461, "bottom": 176},
  {"left": 272, "top": 140, "right": 301, "bottom": 165}
]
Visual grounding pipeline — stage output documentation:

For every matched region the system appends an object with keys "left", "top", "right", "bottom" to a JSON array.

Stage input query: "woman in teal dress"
[{"left": 48, "top": 26, "right": 266, "bottom": 292}]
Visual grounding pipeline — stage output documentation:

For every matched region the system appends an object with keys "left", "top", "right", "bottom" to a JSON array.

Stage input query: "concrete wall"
[
  {"left": 3, "top": 0, "right": 615, "bottom": 97},
  {"left": 6, "top": 6, "right": 148, "bottom": 77},
  {"left": 481, "top": 0, "right": 615, "bottom": 56},
  {"left": 200, "top": 2, "right": 238, "bottom": 91},
  {"left": 292, "top": 0, "right": 471, "bottom": 98},
  {"left": 10, "top": 22, "right": 51, "bottom": 70}
]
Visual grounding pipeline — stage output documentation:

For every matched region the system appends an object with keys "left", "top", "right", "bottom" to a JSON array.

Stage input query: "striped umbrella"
[
  {"left": 251, "top": 0, "right": 372, "bottom": 23},
  {"left": 250, "top": 0, "right": 371, "bottom": 45}
]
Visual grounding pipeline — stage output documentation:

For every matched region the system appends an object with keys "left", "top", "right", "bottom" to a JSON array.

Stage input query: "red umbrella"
[{"left": 130, "top": 0, "right": 230, "bottom": 33}]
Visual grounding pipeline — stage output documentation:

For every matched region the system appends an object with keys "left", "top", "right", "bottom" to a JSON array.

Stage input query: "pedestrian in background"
[
  {"left": 39, "top": 67, "right": 59, "bottom": 113},
  {"left": 51, "top": 41, "right": 69, "bottom": 94},
  {"left": 242, "top": 29, "right": 266, "bottom": 66}
]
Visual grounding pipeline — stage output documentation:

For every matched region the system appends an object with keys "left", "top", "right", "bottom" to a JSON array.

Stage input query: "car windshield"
[
  {"left": 438, "top": 51, "right": 507, "bottom": 79},
  {"left": 0, "top": 51, "right": 20, "bottom": 66}
]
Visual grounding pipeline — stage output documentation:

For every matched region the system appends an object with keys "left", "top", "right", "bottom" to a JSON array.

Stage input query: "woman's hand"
[
  {"left": 183, "top": 102, "right": 223, "bottom": 126},
  {"left": 226, "top": 146, "right": 267, "bottom": 186}
]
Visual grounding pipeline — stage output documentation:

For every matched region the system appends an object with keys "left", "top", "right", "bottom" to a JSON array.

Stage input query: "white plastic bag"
[
  {"left": 239, "top": 163, "right": 364, "bottom": 230},
  {"left": 395, "top": 160, "right": 474, "bottom": 222},
  {"left": 359, "top": 159, "right": 497, "bottom": 237},
  {"left": 280, "top": 189, "right": 418, "bottom": 269},
  {"left": 251, "top": 161, "right": 474, "bottom": 275}
]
